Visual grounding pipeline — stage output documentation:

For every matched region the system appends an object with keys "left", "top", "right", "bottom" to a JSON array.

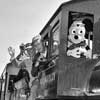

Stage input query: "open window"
[
  {"left": 51, "top": 20, "right": 60, "bottom": 57},
  {"left": 42, "top": 32, "right": 49, "bottom": 59},
  {"left": 8, "top": 75, "right": 17, "bottom": 92},
  {"left": 66, "top": 11, "right": 94, "bottom": 59}
]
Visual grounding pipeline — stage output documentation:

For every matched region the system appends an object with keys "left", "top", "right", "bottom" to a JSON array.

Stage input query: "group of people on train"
[{"left": 7, "top": 34, "right": 59, "bottom": 99}]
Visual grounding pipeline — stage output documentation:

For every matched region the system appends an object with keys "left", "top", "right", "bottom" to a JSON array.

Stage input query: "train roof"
[{"left": 39, "top": 0, "right": 92, "bottom": 35}]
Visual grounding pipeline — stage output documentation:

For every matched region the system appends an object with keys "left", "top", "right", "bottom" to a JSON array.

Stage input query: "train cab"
[{"left": 36, "top": 0, "right": 100, "bottom": 99}]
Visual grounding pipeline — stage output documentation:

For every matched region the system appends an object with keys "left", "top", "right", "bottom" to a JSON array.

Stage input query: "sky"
[{"left": 0, "top": 0, "right": 70, "bottom": 76}]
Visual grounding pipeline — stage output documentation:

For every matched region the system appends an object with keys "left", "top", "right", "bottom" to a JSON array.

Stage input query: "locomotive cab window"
[
  {"left": 51, "top": 20, "right": 60, "bottom": 56},
  {"left": 8, "top": 75, "right": 17, "bottom": 92},
  {"left": 42, "top": 33, "right": 49, "bottom": 59},
  {"left": 66, "top": 11, "right": 94, "bottom": 59}
]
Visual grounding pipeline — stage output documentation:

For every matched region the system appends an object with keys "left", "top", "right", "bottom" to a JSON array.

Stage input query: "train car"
[{"left": 35, "top": 0, "right": 100, "bottom": 99}]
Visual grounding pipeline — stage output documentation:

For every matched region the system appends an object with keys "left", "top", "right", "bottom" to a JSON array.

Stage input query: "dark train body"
[{"left": 36, "top": 0, "right": 100, "bottom": 99}]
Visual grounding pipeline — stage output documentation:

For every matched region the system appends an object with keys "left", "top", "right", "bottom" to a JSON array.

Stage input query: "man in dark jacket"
[{"left": 31, "top": 35, "right": 47, "bottom": 77}]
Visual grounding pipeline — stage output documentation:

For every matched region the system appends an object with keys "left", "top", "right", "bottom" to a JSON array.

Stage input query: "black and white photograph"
[{"left": 1, "top": 0, "right": 100, "bottom": 100}]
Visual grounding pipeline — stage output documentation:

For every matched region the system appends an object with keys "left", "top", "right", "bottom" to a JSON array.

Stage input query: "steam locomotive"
[
  {"left": 1, "top": 0, "right": 100, "bottom": 100},
  {"left": 35, "top": 0, "right": 100, "bottom": 99}
]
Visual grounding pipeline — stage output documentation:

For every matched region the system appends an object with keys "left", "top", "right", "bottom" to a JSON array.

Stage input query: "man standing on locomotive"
[
  {"left": 31, "top": 35, "right": 47, "bottom": 77},
  {"left": 30, "top": 35, "right": 48, "bottom": 99}
]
